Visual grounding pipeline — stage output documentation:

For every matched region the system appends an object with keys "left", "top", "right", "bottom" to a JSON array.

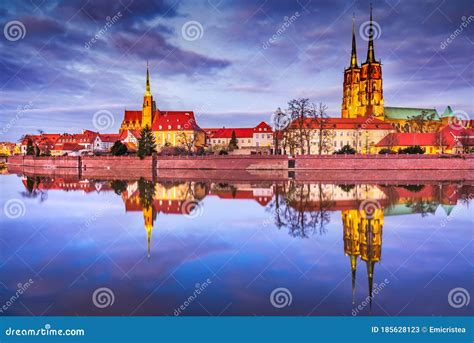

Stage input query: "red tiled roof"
[
  {"left": 253, "top": 121, "right": 273, "bottom": 132},
  {"left": 290, "top": 116, "right": 394, "bottom": 130},
  {"left": 151, "top": 111, "right": 202, "bottom": 131},
  {"left": 123, "top": 110, "right": 143, "bottom": 122},
  {"left": 98, "top": 134, "right": 121, "bottom": 142},
  {"left": 206, "top": 122, "right": 273, "bottom": 139},
  {"left": 211, "top": 128, "right": 254, "bottom": 139},
  {"left": 375, "top": 132, "right": 456, "bottom": 147}
]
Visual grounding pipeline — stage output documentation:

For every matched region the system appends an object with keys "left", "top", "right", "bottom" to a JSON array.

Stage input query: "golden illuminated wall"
[
  {"left": 358, "top": 62, "right": 384, "bottom": 118},
  {"left": 342, "top": 68, "right": 361, "bottom": 118}
]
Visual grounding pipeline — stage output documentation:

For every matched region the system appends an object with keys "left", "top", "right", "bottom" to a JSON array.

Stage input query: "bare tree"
[
  {"left": 177, "top": 129, "right": 197, "bottom": 154},
  {"left": 287, "top": 98, "right": 313, "bottom": 154},
  {"left": 308, "top": 102, "right": 334, "bottom": 155}
]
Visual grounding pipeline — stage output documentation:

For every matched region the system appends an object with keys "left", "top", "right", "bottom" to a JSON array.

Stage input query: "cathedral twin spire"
[{"left": 349, "top": 4, "right": 377, "bottom": 68}]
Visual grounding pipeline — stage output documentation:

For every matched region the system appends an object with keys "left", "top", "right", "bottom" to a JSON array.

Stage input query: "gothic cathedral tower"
[
  {"left": 358, "top": 5, "right": 384, "bottom": 118},
  {"left": 342, "top": 6, "right": 384, "bottom": 119},
  {"left": 142, "top": 63, "right": 156, "bottom": 128},
  {"left": 342, "top": 15, "right": 361, "bottom": 119}
]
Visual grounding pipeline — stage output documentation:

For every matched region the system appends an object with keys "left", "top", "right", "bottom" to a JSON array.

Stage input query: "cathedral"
[
  {"left": 342, "top": 6, "right": 384, "bottom": 119},
  {"left": 119, "top": 65, "right": 205, "bottom": 150},
  {"left": 341, "top": 7, "right": 457, "bottom": 134}
]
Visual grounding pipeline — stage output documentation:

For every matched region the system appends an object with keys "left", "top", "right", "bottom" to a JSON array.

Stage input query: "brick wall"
[
  {"left": 156, "top": 155, "right": 288, "bottom": 170},
  {"left": 81, "top": 156, "right": 152, "bottom": 169},
  {"left": 294, "top": 155, "right": 474, "bottom": 170}
]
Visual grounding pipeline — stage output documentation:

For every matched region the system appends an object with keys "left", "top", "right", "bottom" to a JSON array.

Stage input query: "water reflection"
[{"left": 6, "top": 173, "right": 472, "bottom": 315}]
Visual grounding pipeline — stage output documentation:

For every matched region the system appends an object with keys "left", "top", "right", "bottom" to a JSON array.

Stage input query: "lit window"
[{"left": 168, "top": 125, "right": 171, "bottom": 129}]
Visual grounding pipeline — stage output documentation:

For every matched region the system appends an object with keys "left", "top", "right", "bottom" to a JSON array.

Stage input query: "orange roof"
[{"left": 52, "top": 142, "right": 83, "bottom": 151}]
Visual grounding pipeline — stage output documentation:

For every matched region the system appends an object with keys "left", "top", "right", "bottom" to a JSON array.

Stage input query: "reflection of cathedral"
[
  {"left": 17, "top": 174, "right": 469, "bottom": 306},
  {"left": 342, "top": 207, "right": 383, "bottom": 307}
]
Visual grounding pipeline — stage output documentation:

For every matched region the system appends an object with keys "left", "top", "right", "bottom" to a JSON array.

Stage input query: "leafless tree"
[
  {"left": 287, "top": 98, "right": 313, "bottom": 154},
  {"left": 308, "top": 102, "right": 334, "bottom": 155}
]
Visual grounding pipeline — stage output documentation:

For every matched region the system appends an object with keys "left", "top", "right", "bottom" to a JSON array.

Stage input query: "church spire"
[
  {"left": 366, "top": 4, "right": 376, "bottom": 63},
  {"left": 350, "top": 13, "right": 358, "bottom": 68},
  {"left": 351, "top": 255, "right": 357, "bottom": 304},
  {"left": 145, "top": 60, "right": 151, "bottom": 96}
]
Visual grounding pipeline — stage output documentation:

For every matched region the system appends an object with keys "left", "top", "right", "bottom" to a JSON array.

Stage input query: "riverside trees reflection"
[{"left": 6, "top": 172, "right": 472, "bottom": 315}]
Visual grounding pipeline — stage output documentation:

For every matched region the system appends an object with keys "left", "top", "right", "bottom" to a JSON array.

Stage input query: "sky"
[{"left": 0, "top": 0, "right": 472, "bottom": 141}]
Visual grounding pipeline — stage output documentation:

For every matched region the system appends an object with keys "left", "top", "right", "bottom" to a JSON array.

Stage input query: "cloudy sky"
[{"left": 0, "top": 0, "right": 472, "bottom": 141}]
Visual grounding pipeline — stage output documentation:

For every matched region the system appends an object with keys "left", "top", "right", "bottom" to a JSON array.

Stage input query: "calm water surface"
[{"left": 0, "top": 172, "right": 472, "bottom": 316}]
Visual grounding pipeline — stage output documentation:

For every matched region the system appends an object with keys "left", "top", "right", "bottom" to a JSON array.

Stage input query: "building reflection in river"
[{"left": 18, "top": 174, "right": 470, "bottom": 309}]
